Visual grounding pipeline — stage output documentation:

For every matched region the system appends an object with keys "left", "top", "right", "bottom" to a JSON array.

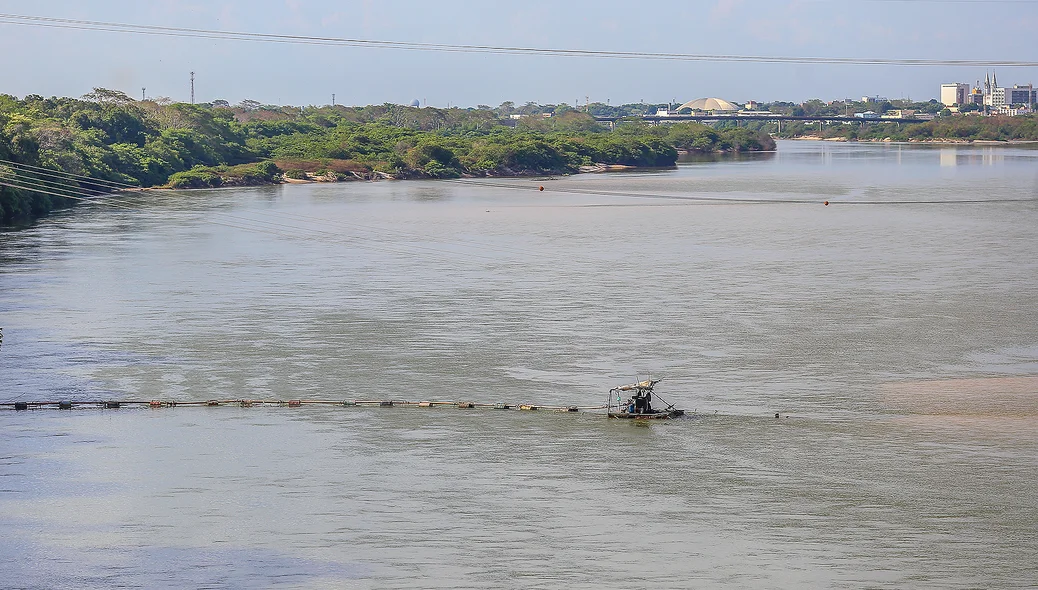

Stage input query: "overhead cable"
[
  {"left": 0, "top": 177, "right": 526, "bottom": 264},
  {"left": 0, "top": 13, "right": 1036, "bottom": 67},
  {"left": 0, "top": 169, "right": 120, "bottom": 199},
  {"left": 447, "top": 178, "right": 1038, "bottom": 205},
  {"left": 0, "top": 165, "right": 557, "bottom": 260},
  {"left": 0, "top": 158, "right": 141, "bottom": 190}
]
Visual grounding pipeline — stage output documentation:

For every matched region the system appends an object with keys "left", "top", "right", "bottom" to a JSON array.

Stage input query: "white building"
[
  {"left": 991, "top": 84, "right": 1036, "bottom": 107},
  {"left": 940, "top": 83, "right": 970, "bottom": 106},
  {"left": 882, "top": 109, "right": 917, "bottom": 119},
  {"left": 677, "top": 97, "right": 741, "bottom": 112},
  {"left": 996, "top": 106, "right": 1023, "bottom": 116}
]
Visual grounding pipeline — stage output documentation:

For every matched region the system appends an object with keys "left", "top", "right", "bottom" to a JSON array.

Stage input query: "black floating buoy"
[
  {"left": 379, "top": 401, "right": 393, "bottom": 407},
  {"left": 14, "top": 402, "right": 28, "bottom": 411},
  {"left": 58, "top": 401, "right": 72, "bottom": 410},
  {"left": 104, "top": 401, "right": 120, "bottom": 409},
  {"left": 775, "top": 413, "right": 780, "bottom": 419}
]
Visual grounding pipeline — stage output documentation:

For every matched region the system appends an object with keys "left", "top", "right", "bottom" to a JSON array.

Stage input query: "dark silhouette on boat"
[{"left": 608, "top": 379, "right": 684, "bottom": 419}]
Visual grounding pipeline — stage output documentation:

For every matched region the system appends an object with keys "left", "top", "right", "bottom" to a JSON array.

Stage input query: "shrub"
[{"left": 168, "top": 168, "right": 221, "bottom": 188}]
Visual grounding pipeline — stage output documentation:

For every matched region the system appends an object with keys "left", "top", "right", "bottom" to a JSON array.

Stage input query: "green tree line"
[
  {"left": 1, "top": 90, "right": 774, "bottom": 225},
  {"left": 749, "top": 114, "right": 1038, "bottom": 142}
]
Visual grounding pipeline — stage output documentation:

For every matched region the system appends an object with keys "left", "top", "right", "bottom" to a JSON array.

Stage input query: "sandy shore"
[{"left": 879, "top": 375, "right": 1038, "bottom": 416}]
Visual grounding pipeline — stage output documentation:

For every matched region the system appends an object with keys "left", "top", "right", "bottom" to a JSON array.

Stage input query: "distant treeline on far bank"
[{"left": 0, "top": 90, "right": 775, "bottom": 225}]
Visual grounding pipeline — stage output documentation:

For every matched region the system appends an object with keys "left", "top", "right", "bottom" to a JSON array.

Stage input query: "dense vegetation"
[
  {"left": 0, "top": 90, "right": 774, "bottom": 225},
  {"left": 759, "top": 98, "right": 947, "bottom": 117},
  {"left": 739, "top": 114, "right": 1038, "bottom": 142}
]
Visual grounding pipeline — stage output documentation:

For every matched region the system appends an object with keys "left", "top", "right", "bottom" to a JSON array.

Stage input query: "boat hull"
[{"left": 608, "top": 409, "right": 684, "bottom": 420}]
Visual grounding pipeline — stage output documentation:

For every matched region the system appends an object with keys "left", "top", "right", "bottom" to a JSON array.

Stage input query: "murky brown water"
[{"left": 2, "top": 141, "right": 1037, "bottom": 588}]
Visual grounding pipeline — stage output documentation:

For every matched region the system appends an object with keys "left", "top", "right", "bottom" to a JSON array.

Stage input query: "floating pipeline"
[{"left": 0, "top": 399, "right": 601, "bottom": 413}]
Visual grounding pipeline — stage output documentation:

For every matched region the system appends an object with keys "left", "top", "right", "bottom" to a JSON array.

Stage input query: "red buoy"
[
  {"left": 539, "top": 186, "right": 544, "bottom": 191},
  {"left": 823, "top": 201, "right": 829, "bottom": 206}
]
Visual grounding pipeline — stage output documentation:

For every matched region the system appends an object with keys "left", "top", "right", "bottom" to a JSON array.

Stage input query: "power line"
[
  {"left": 447, "top": 178, "right": 1038, "bottom": 206},
  {"left": 0, "top": 175, "right": 544, "bottom": 264},
  {"left": 0, "top": 169, "right": 555, "bottom": 260},
  {"left": 1, "top": 160, "right": 553, "bottom": 260},
  {"left": 1, "top": 13, "right": 1036, "bottom": 67},
  {"left": 845, "top": 0, "right": 1038, "bottom": 3},
  {"left": 0, "top": 162, "right": 139, "bottom": 197},
  {"left": 5, "top": 159, "right": 1034, "bottom": 280},
  {"left": 6, "top": 157, "right": 1033, "bottom": 211},
  {"left": 0, "top": 174, "right": 112, "bottom": 200},
  {"left": 0, "top": 158, "right": 140, "bottom": 189}
]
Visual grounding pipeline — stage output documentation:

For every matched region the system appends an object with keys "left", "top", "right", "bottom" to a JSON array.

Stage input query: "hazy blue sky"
[{"left": 1, "top": 0, "right": 1035, "bottom": 107}]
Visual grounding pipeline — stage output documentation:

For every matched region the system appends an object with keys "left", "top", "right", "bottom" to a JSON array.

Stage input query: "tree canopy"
[{"left": 1, "top": 90, "right": 775, "bottom": 225}]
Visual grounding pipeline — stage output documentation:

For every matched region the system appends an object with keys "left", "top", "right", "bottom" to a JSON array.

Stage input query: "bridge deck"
[{"left": 594, "top": 114, "right": 928, "bottom": 123}]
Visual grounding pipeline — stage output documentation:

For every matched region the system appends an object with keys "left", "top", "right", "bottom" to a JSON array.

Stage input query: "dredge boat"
[{"left": 607, "top": 378, "right": 685, "bottom": 419}]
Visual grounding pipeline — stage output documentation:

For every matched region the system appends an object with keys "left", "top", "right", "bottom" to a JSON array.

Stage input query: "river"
[{"left": 1, "top": 141, "right": 1037, "bottom": 588}]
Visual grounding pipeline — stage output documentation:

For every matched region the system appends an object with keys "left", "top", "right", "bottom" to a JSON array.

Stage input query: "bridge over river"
[{"left": 594, "top": 113, "right": 930, "bottom": 127}]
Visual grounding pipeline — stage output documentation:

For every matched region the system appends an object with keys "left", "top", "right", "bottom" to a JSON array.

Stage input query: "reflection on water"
[
  {"left": 1, "top": 141, "right": 1037, "bottom": 589},
  {"left": 677, "top": 150, "right": 777, "bottom": 164}
]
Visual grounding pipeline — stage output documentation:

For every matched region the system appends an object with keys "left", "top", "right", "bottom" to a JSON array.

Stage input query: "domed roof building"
[{"left": 678, "top": 97, "right": 741, "bottom": 112}]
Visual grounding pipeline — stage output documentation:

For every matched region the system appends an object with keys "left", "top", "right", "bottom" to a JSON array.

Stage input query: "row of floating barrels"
[{"left": 4, "top": 400, "right": 587, "bottom": 412}]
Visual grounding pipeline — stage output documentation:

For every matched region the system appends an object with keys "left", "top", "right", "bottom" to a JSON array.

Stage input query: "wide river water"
[{"left": 2, "top": 141, "right": 1037, "bottom": 588}]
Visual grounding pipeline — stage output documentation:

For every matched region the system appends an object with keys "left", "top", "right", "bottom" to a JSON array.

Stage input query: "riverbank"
[
  {"left": 765, "top": 114, "right": 1038, "bottom": 144},
  {"left": 2, "top": 93, "right": 774, "bottom": 225},
  {"left": 789, "top": 136, "right": 1038, "bottom": 145},
  {"left": 161, "top": 161, "right": 661, "bottom": 190}
]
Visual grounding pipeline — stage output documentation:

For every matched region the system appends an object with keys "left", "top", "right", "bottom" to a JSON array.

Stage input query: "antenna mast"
[{"left": 190, "top": 71, "right": 195, "bottom": 104}]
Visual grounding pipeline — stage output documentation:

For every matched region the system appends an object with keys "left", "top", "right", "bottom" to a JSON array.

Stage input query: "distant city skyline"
[{"left": 0, "top": 0, "right": 1035, "bottom": 107}]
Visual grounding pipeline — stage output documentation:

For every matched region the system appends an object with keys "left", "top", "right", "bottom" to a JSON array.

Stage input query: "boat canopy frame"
[{"left": 607, "top": 378, "right": 683, "bottom": 418}]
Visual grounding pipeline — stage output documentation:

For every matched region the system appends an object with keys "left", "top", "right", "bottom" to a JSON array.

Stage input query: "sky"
[{"left": 0, "top": 0, "right": 1035, "bottom": 107}]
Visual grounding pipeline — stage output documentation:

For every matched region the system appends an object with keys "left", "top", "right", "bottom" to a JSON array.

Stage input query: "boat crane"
[{"left": 607, "top": 378, "right": 685, "bottom": 419}]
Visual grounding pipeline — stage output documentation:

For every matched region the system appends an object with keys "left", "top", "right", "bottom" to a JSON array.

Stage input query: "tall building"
[
  {"left": 991, "top": 84, "right": 1036, "bottom": 107},
  {"left": 969, "top": 86, "right": 985, "bottom": 106},
  {"left": 940, "top": 83, "right": 971, "bottom": 106},
  {"left": 949, "top": 72, "right": 1037, "bottom": 112}
]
